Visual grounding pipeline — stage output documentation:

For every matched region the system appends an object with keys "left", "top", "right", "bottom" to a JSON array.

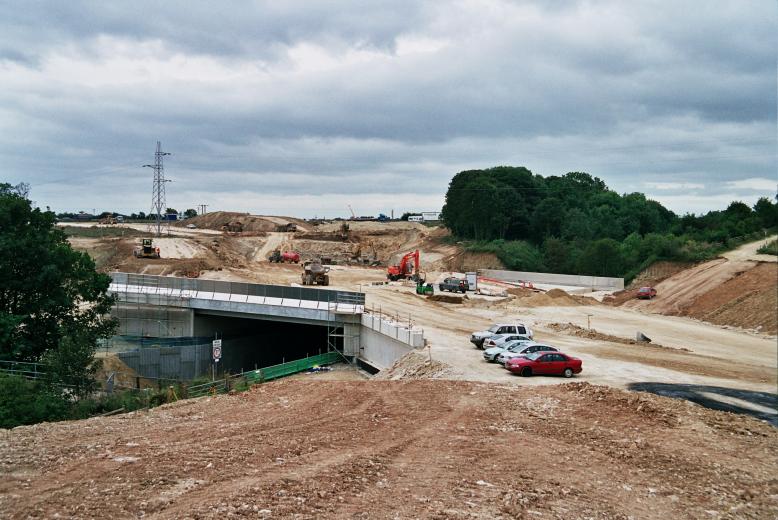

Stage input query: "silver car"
[
  {"left": 482, "top": 334, "right": 531, "bottom": 350},
  {"left": 496, "top": 343, "right": 559, "bottom": 366},
  {"left": 482, "top": 338, "right": 533, "bottom": 362}
]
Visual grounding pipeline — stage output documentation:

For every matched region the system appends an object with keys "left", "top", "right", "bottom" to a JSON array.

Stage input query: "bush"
[
  {"left": 0, "top": 374, "right": 69, "bottom": 428},
  {"left": 757, "top": 239, "right": 778, "bottom": 256},
  {"left": 467, "top": 240, "right": 546, "bottom": 271}
]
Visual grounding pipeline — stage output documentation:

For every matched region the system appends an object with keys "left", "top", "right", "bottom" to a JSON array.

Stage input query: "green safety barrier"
[{"left": 188, "top": 351, "right": 346, "bottom": 398}]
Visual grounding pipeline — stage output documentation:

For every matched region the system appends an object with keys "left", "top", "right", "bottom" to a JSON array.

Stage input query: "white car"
[
  {"left": 470, "top": 323, "right": 534, "bottom": 349},
  {"left": 496, "top": 343, "right": 559, "bottom": 365},
  {"left": 186, "top": 223, "right": 197, "bottom": 229},
  {"left": 482, "top": 338, "right": 534, "bottom": 362},
  {"left": 482, "top": 333, "right": 531, "bottom": 350}
]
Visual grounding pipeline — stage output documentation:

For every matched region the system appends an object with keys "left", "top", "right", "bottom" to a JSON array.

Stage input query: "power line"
[{"left": 143, "top": 141, "right": 172, "bottom": 237}]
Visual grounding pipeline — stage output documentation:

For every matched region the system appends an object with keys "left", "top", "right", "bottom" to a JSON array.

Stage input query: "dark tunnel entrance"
[{"left": 193, "top": 312, "right": 342, "bottom": 375}]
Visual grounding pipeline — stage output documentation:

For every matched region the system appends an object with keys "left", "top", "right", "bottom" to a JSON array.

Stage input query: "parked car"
[
  {"left": 482, "top": 338, "right": 534, "bottom": 362},
  {"left": 505, "top": 352, "right": 582, "bottom": 377},
  {"left": 636, "top": 286, "right": 657, "bottom": 300},
  {"left": 496, "top": 343, "right": 558, "bottom": 365},
  {"left": 482, "top": 334, "right": 531, "bottom": 350},
  {"left": 439, "top": 277, "right": 469, "bottom": 293},
  {"left": 470, "top": 323, "right": 534, "bottom": 349},
  {"left": 186, "top": 223, "right": 197, "bottom": 229}
]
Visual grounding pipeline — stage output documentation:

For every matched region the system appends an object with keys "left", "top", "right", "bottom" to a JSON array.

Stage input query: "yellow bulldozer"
[{"left": 133, "top": 238, "right": 161, "bottom": 259}]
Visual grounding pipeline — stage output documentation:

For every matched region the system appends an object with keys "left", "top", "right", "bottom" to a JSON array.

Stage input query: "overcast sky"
[{"left": 1, "top": 1, "right": 775, "bottom": 217}]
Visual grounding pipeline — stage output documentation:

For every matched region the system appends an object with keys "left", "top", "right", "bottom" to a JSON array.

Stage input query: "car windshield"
[
  {"left": 639, "top": 288, "right": 650, "bottom": 292},
  {"left": 507, "top": 341, "right": 530, "bottom": 351},
  {"left": 522, "top": 352, "right": 543, "bottom": 360},
  {"left": 488, "top": 326, "right": 500, "bottom": 333}
]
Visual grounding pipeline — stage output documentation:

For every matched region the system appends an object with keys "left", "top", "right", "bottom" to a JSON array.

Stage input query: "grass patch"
[
  {"left": 757, "top": 239, "right": 778, "bottom": 256},
  {"left": 61, "top": 226, "right": 150, "bottom": 238}
]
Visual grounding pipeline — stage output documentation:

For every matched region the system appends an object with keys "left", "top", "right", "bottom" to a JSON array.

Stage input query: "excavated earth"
[{"left": 1, "top": 379, "right": 777, "bottom": 519}]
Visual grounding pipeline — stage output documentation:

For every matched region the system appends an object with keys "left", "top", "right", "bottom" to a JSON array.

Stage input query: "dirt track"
[{"left": 1, "top": 379, "right": 776, "bottom": 519}]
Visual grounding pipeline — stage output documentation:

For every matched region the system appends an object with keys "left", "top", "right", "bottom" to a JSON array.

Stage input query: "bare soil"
[
  {"left": 1, "top": 379, "right": 776, "bottom": 519},
  {"left": 616, "top": 238, "right": 778, "bottom": 334},
  {"left": 680, "top": 262, "right": 778, "bottom": 334}
]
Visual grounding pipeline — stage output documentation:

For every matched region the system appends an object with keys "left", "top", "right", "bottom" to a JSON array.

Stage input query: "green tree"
[
  {"left": 43, "top": 328, "right": 104, "bottom": 399},
  {"left": 542, "top": 237, "right": 574, "bottom": 273},
  {"left": 753, "top": 197, "right": 778, "bottom": 228},
  {"left": 183, "top": 208, "right": 198, "bottom": 219},
  {"left": 577, "top": 238, "right": 624, "bottom": 277},
  {"left": 0, "top": 183, "right": 116, "bottom": 364}
]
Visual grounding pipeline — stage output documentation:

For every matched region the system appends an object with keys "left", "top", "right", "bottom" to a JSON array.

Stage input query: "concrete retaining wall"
[
  {"left": 360, "top": 313, "right": 424, "bottom": 347},
  {"left": 480, "top": 269, "right": 624, "bottom": 291},
  {"left": 358, "top": 313, "right": 424, "bottom": 370},
  {"left": 359, "top": 328, "right": 415, "bottom": 370}
]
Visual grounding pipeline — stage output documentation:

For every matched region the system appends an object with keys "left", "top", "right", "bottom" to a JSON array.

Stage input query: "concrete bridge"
[{"left": 107, "top": 273, "right": 422, "bottom": 377}]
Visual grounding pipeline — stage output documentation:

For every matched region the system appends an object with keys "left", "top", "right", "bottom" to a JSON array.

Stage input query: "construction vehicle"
[
  {"left": 416, "top": 281, "right": 434, "bottom": 296},
  {"left": 133, "top": 238, "right": 160, "bottom": 259},
  {"left": 100, "top": 216, "right": 117, "bottom": 225},
  {"left": 275, "top": 223, "right": 297, "bottom": 232},
  {"left": 221, "top": 221, "right": 243, "bottom": 234},
  {"left": 338, "top": 222, "right": 350, "bottom": 240},
  {"left": 387, "top": 249, "right": 421, "bottom": 281},
  {"left": 268, "top": 250, "right": 300, "bottom": 263},
  {"left": 351, "top": 240, "right": 379, "bottom": 265},
  {"left": 301, "top": 259, "right": 330, "bottom": 286}
]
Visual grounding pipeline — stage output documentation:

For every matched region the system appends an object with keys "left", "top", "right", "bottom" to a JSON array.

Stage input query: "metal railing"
[
  {"left": 0, "top": 360, "right": 47, "bottom": 380},
  {"left": 109, "top": 272, "right": 365, "bottom": 306}
]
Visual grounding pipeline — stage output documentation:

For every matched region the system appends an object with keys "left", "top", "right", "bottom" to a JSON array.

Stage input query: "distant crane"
[{"left": 348, "top": 205, "right": 356, "bottom": 220}]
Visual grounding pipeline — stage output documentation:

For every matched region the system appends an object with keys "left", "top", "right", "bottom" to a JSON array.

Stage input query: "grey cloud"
[{"left": 0, "top": 0, "right": 775, "bottom": 217}]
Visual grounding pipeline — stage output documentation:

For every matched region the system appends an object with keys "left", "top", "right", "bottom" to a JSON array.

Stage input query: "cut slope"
[{"left": 620, "top": 237, "right": 778, "bottom": 334}]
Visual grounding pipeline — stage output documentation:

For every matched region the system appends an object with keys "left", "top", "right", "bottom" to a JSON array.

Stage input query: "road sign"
[{"left": 212, "top": 339, "right": 222, "bottom": 362}]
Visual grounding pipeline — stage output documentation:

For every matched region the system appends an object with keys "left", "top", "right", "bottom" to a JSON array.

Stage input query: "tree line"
[
  {"left": 440, "top": 167, "right": 778, "bottom": 278},
  {"left": 56, "top": 208, "right": 199, "bottom": 220}
]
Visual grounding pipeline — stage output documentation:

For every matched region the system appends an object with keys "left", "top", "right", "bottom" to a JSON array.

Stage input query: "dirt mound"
[
  {"left": 181, "top": 211, "right": 280, "bottom": 233},
  {"left": 511, "top": 288, "right": 582, "bottom": 307},
  {"left": 373, "top": 350, "right": 455, "bottom": 380},
  {"left": 3, "top": 379, "right": 777, "bottom": 519},
  {"left": 506, "top": 287, "right": 533, "bottom": 297},
  {"left": 545, "top": 322, "right": 690, "bottom": 352},
  {"left": 427, "top": 294, "right": 465, "bottom": 304}
]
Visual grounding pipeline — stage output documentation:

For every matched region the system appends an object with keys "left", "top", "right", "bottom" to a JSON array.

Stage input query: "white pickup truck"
[{"left": 470, "top": 323, "right": 534, "bottom": 349}]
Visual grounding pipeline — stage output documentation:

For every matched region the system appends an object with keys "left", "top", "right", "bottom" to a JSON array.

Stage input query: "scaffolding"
[{"left": 326, "top": 291, "right": 364, "bottom": 361}]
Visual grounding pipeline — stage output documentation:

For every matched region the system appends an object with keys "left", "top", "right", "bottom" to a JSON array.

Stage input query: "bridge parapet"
[{"left": 109, "top": 272, "right": 365, "bottom": 315}]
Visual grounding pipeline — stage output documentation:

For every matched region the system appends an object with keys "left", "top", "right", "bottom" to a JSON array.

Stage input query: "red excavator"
[{"left": 387, "top": 249, "right": 421, "bottom": 281}]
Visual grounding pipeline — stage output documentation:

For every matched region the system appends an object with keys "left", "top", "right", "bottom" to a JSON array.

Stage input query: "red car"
[
  {"left": 505, "top": 352, "right": 582, "bottom": 378},
  {"left": 636, "top": 286, "right": 657, "bottom": 299},
  {"left": 281, "top": 251, "right": 300, "bottom": 263}
]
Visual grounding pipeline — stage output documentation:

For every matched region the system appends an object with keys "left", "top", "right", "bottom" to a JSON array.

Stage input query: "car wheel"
[
  {"left": 521, "top": 367, "right": 532, "bottom": 377},
  {"left": 563, "top": 367, "right": 573, "bottom": 378}
]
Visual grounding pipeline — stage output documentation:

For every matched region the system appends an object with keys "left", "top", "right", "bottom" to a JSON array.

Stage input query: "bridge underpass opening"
[{"left": 193, "top": 312, "right": 342, "bottom": 375}]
